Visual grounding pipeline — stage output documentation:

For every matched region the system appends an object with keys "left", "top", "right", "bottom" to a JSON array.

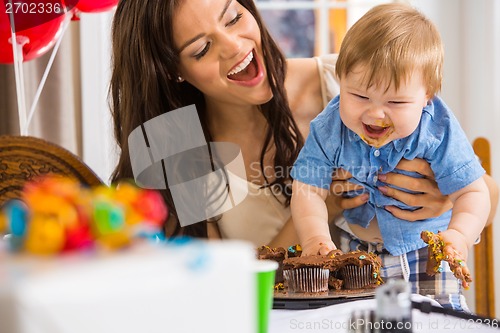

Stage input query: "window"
[{"left": 255, "top": 0, "right": 396, "bottom": 57}]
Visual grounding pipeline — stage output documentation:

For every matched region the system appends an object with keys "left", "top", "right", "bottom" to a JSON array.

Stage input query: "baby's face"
[{"left": 339, "top": 65, "right": 429, "bottom": 148}]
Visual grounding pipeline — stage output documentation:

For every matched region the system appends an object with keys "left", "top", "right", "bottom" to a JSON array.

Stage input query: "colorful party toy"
[{"left": 0, "top": 175, "right": 168, "bottom": 255}]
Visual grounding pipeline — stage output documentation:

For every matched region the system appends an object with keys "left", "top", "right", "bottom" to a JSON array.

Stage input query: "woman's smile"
[{"left": 227, "top": 50, "right": 264, "bottom": 87}]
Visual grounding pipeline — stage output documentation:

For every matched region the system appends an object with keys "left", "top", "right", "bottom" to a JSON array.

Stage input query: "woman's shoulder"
[
  {"left": 285, "top": 58, "right": 324, "bottom": 133},
  {"left": 286, "top": 58, "right": 320, "bottom": 92},
  {"left": 286, "top": 58, "right": 321, "bottom": 86}
]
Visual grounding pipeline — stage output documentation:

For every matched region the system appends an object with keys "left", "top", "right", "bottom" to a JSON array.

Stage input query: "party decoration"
[
  {"left": 3, "top": 200, "right": 28, "bottom": 251},
  {"left": 0, "top": 1, "right": 69, "bottom": 63},
  {"left": 1, "top": 1, "right": 74, "bottom": 32},
  {"left": 75, "top": 0, "right": 117, "bottom": 13},
  {"left": 1, "top": 175, "right": 169, "bottom": 255},
  {"left": 5, "top": 200, "right": 28, "bottom": 237},
  {"left": 0, "top": 210, "right": 6, "bottom": 234}
]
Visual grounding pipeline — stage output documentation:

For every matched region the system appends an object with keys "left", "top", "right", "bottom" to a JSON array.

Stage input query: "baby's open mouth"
[{"left": 363, "top": 124, "right": 391, "bottom": 138}]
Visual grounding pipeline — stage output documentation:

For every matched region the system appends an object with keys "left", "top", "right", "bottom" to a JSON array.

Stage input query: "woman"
[{"left": 109, "top": 0, "right": 497, "bottom": 248}]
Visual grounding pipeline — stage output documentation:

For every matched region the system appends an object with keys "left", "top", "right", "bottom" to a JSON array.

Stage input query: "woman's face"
[{"left": 173, "top": 0, "right": 272, "bottom": 107}]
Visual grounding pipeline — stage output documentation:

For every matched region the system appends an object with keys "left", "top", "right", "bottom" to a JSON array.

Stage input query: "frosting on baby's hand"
[{"left": 421, "top": 230, "right": 472, "bottom": 289}]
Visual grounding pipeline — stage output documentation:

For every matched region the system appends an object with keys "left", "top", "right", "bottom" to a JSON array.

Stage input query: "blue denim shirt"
[{"left": 290, "top": 95, "right": 485, "bottom": 255}]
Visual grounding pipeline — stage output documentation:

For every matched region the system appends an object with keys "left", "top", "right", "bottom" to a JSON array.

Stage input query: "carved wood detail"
[{"left": 0, "top": 135, "right": 103, "bottom": 207}]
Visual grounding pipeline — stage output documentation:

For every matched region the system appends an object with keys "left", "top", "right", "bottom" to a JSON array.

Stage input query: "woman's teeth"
[{"left": 228, "top": 52, "right": 253, "bottom": 76}]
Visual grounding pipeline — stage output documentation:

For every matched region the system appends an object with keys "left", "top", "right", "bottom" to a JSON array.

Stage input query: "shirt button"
[
  {"left": 374, "top": 149, "right": 380, "bottom": 157},
  {"left": 373, "top": 175, "right": 378, "bottom": 183}
]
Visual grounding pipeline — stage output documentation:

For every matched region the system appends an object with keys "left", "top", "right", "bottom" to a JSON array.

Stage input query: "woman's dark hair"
[{"left": 109, "top": 0, "right": 303, "bottom": 238}]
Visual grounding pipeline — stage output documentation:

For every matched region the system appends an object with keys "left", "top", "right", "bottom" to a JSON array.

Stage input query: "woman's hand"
[
  {"left": 328, "top": 159, "right": 452, "bottom": 222},
  {"left": 377, "top": 158, "right": 452, "bottom": 221},
  {"left": 329, "top": 168, "right": 369, "bottom": 212}
]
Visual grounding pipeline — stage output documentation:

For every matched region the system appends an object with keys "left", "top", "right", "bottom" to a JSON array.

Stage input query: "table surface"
[{"left": 270, "top": 296, "right": 500, "bottom": 333}]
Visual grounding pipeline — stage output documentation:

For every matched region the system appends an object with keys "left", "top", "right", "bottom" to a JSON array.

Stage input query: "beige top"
[{"left": 216, "top": 55, "right": 341, "bottom": 246}]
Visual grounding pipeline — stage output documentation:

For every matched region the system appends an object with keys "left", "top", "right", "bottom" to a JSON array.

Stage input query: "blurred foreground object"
[
  {"left": 0, "top": 240, "right": 256, "bottom": 333},
  {"left": 1, "top": 175, "right": 168, "bottom": 254}
]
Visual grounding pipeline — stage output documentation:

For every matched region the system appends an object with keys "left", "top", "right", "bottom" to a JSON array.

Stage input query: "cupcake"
[
  {"left": 256, "top": 245, "right": 286, "bottom": 283},
  {"left": 326, "top": 249, "right": 345, "bottom": 290},
  {"left": 328, "top": 275, "right": 344, "bottom": 290},
  {"left": 330, "top": 250, "right": 383, "bottom": 290},
  {"left": 282, "top": 254, "right": 332, "bottom": 293}
]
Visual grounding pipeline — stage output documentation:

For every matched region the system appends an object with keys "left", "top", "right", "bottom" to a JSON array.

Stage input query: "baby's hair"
[{"left": 336, "top": 3, "right": 443, "bottom": 97}]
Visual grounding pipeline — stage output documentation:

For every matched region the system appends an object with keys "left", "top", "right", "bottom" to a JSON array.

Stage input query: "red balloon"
[
  {"left": 0, "top": 1, "right": 68, "bottom": 64},
  {"left": 75, "top": 0, "right": 117, "bottom": 13}
]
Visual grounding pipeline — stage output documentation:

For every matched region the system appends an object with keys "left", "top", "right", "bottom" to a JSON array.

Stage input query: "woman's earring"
[{"left": 177, "top": 76, "right": 184, "bottom": 82}]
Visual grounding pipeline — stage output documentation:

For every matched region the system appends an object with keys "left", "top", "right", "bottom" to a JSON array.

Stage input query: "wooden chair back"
[
  {"left": 0, "top": 135, "right": 103, "bottom": 208},
  {"left": 473, "top": 137, "right": 495, "bottom": 318}
]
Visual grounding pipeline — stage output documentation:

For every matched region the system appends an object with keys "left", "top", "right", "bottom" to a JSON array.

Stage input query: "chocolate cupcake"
[
  {"left": 256, "top": 245, "right": 286, "bottom": 283},
  {"left": 329, "top": 250, "right": 383, "bottom": 289},
  {"left": 328, "top": 275, "right": 344, "bottom": 290},
  {"left": 282, "top": 254, "right": 332, "bottom": 293}
]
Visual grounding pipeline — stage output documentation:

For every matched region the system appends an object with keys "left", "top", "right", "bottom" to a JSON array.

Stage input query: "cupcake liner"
[
  {"left": 341, "top": 265, "right": 373, "bottom": 290},
  {"left": 283, "top": 267, "right": 329, "bottom": 293}
]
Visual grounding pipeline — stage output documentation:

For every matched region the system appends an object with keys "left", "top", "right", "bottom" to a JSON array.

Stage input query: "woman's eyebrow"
[
  {"left": 178, "top": 0, "right": 233, "bottom": 53},
  {"left": 179, "top": 33, "right": 205, "bottom": 53},
  {"left": 219, "top": 0, "right": 233, "bottom": 21}
]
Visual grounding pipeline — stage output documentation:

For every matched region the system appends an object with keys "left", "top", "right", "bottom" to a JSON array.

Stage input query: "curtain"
[{"left": 0, "top": 22, "right": 82, "bottom": 156}]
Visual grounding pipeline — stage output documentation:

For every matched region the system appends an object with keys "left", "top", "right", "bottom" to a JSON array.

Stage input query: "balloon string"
[
  {"left": 25, "top": 14, "right": 71, "bottom": 134},
  {"left": 9, "top": 0, "right": 28, "bottom": 136}
]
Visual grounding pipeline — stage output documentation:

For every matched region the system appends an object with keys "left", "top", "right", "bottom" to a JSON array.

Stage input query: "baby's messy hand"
[
  {"left": 439, "top": 230, "right": 471, "bottom": 289},
  {"left": 301, "top": 236, "right": 336, "bottom": 256},
  {"left": 421, "top": 230, "right": 472, "bottom": 289},
  {"left": 439, "top": 229, "right": 469, "bottom": 261}
]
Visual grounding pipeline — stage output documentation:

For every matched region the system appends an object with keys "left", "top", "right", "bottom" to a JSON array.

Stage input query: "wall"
[{"left": 80, "top": 11, "right": 117, "bottom": 184}]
